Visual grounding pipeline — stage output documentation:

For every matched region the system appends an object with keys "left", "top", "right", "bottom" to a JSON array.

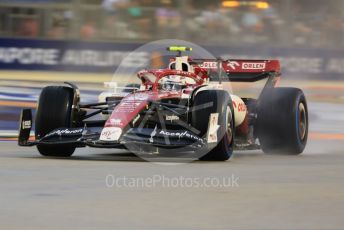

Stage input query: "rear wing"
[{"left": 193, "top": 59, "right": 281, "bottom": 82}]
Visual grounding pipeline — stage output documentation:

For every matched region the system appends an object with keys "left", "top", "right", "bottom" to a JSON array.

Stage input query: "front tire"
[
  {"left": 35, "top": 86, "right": 76, "bottom": 157},
  {"left": 192, "top": 90, "right": 234, "bottom": 161},
  {"left": 257, "top": 87, "right": 308, "bottom": 155}
]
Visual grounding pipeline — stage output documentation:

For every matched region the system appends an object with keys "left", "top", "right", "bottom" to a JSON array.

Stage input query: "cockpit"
[{"left": 158, "top": 75, "right": 184, "bottom": 91}]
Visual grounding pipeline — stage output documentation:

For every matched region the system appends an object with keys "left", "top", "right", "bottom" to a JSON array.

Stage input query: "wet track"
[{"left": 1, "top": 73, "right": 344, "bottom": 230}]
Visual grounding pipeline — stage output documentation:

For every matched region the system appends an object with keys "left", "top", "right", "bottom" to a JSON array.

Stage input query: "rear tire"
[
  {"left": 192, "top": 90, "right": 234, "bottom": 161},
  {"left": 35, "top": 86, "right": 76, "bottom": 157},
  {"left": 257, "top": 87, "right": 308, "bottom": 155}
]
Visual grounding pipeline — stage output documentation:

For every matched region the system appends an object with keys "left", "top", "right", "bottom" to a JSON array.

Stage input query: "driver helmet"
[{"left": 160, "top": 75, "right": 183, "bottom": 91}]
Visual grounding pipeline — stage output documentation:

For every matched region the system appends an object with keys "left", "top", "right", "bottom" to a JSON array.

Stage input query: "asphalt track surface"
[{"left": 1, "top": 72, "right": 344, "bottom": 230}]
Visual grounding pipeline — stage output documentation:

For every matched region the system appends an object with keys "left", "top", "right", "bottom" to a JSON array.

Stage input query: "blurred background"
[
  {"left": 0, "top": 0, "right": 343, "bottom": 48},
  {"left": 0, "top": 0, "right": 343, "bottom": 138}
]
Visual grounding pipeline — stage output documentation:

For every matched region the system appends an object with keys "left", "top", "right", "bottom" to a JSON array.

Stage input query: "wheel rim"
[
  {"left": 298, "top": 102, "right": 307, "bottom": 141},
  {"left": 226, "top": 105, "right": 233, "bottom": 142}
]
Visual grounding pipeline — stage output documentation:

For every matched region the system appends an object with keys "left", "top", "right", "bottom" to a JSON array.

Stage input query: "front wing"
[{"left": 18, "top": 109, "right": 206, "bottom": 150}]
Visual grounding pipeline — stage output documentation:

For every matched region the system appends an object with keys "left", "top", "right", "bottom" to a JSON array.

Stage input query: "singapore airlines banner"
[
  {"left": 0, "top": 37, "right": 343, "bottom": 79},
  {"left": 0, "top": 38, "right": 147, "bottom": 73}
]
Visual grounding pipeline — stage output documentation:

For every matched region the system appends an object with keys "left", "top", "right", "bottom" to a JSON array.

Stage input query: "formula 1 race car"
[{"left": 18, "top": 46, "right": 308, "bottom": 161}]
